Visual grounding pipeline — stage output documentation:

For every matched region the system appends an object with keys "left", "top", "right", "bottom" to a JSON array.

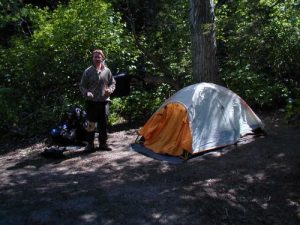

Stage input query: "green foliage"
[
  {"left": 285, "top": 97, "right": 300, "bottom": 123},
  {"left": 0, "top": 0, "right": 23, "bottom": 27},
  {"left": 111, "top": 0, "right": 193, "bottom": 88},
  {"left": 144, "top": 0, "right": 192, "bottom": 85},
  {"left": 110, "top": 84, "right": 173, "bottom": 123},
  {"left": 222, "top": 65, "right": 289, "bottom": 108},
  {"left": 0, "top": 87, "right": 19, "bottom": 133},
  {"left": 216, "top": 0, "right": 299, "bottom": 107}
]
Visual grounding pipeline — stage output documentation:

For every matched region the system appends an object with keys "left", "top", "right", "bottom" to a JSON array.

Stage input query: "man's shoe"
[{"left": 99, "top": 144, "right": 112, "bottom": 151}]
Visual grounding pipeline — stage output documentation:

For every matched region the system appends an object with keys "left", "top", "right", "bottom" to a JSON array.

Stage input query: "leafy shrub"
[
  {"left": 223, "top": 66, "right": 289, "bottom": 108},
  {"left": 0, "top": 88, "right": 19, "bottom": 134},
  {"left": 217, "top": 0, "right": 299, "bottom": 108},
  {"left": 110, "top": 84, "right": 173, "bottom": 124},
  {"left": 284, "top": 95, "right": 300, "bottom": 123}
]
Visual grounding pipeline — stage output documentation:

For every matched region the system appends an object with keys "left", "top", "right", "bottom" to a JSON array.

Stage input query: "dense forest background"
[{"left": 0, "top": 0, "right": 299, "bottom": 139}]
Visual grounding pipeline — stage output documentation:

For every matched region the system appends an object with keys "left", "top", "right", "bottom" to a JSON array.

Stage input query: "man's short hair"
[{"left": 93, "top": 49, "right": 105, "bottom": 59}]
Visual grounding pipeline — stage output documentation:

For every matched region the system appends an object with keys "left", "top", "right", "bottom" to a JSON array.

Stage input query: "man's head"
[{"left": 92, "top": 49, "right": 105, "bottom": 65}]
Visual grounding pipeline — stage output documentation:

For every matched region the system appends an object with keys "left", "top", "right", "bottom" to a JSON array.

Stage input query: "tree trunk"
[{"left": 190, "top": 0, "right": 219, "bottom": 84}]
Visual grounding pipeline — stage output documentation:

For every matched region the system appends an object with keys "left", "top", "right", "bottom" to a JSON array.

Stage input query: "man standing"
[{"left": 80, "top": 49, "right": 116, "bottom": 151}]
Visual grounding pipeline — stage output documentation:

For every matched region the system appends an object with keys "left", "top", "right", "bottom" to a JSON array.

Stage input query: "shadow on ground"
[{"left": 0, "top": 116, "right": 299, "bottom": 225}]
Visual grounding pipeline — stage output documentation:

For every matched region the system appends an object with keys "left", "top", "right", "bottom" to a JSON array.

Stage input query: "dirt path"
[{"left": 0, "top": 115, "right": 299, "bottom": 225}]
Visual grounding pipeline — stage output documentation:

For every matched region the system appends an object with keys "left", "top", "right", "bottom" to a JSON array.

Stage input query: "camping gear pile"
[
  {"left": 50, "top": 107, "right": 88, "bottom": 145},
  {"left": 42, "top": 107, "right": 89, "bottom": 158},
  {"left": 134, "top": 83, "right": 264, "bottom": 159}
]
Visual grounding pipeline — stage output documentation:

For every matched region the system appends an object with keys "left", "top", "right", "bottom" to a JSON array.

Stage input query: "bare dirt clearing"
[{"left": 0, "top": 114, "right": 299, "bottom": 225}]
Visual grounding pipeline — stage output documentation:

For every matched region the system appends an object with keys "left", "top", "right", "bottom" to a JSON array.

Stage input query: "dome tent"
[{"left": 137, "top": 83, "right": 264, "bottom": 157}]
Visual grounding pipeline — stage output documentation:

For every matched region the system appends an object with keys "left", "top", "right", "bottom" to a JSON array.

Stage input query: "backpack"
[{"left": 50, "top": 107, "right": 88, "bottom": 146}]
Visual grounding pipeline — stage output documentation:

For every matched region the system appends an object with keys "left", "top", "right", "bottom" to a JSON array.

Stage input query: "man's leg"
[
  {"left": 85, "top": 101, "right": 97, "bottom": 151},
  {"left": 98, "top": 102, "right": 111, "bottom": 150}
]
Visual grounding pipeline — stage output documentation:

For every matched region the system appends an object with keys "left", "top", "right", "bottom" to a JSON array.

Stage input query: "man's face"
[{"left": 93, "top": 53, "right": 103, "bottom": 65}]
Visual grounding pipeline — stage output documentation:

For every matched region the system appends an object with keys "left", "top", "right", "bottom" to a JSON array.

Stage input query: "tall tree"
[{"left": 190, "top": 0, "right": 219, "bottom": 84}]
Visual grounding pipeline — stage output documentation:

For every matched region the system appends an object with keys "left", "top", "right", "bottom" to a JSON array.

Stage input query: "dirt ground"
[{"left": 0, "top": 113, "right": 299, "bottom": 225}]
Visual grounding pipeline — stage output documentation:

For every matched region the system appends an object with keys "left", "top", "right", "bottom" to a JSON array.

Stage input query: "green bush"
[
  {"left": 217, "top": 0, "right": 299, "bottom": 108},
  {"left": 284, "top": 95, "right": 300, "bottom": 123},
  {"left": 0, "top": 88, "right": 19, "bottom": 133},
  {"left": 223, "top": 65, "right": 289, "bottom": 108},
  {"left": 110, "top": 84, "right": 173, "bottom": 124}
]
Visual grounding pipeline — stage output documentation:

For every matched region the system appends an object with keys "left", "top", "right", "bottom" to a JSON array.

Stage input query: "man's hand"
[
  {"left": 104, "top": 88, "right": 112, "bottom": 97},
  {"left": 87, "top": 91, "right": 94, "bottom": 98}
]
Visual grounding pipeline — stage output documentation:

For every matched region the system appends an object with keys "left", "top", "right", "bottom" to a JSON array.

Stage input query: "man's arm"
[{"left": 80, "top": 70, "right": 94, "bottom": 98}]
